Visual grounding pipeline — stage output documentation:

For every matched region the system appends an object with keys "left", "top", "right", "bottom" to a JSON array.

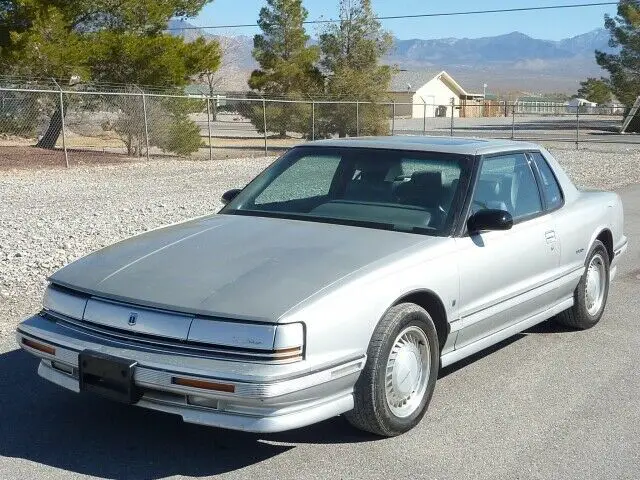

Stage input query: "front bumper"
[{"left": 17, "top": 314, "right": 364, "bottom": 433}]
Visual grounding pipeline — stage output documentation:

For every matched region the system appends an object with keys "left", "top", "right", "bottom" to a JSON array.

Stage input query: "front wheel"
[
  {"left": 556, "top": 239, "right": 610, "bottom": 329},
  {"left": 345, "top": 303, "right": 439, "bottom": 437}
]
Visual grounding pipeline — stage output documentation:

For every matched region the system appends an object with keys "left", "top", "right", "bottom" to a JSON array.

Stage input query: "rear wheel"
[
  {"left": 556, "top": 239, "right": 610, "bottom": 329},
  {"left": 345, "top": 303, "right": 439, "bottom": 437}
]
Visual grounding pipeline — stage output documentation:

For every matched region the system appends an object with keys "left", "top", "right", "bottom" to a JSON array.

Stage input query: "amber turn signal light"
[
  {"left": 172, "top": 377, "right": 235, "bottom": 393},
  {"left": 22, "top": 338, "right": 56, "bottom": 355}
]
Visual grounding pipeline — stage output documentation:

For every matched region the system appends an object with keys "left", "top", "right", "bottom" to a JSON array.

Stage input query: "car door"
[
  {"left": 528, "top": 150, "right": 584, "bottom": 301},
  {"left": 455, "top": 152, "right": 560, "bottom": 349}
]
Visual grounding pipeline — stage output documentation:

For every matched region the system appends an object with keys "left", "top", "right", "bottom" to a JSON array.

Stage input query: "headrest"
[
  {"left": 360, "top": 170, "right": 387, "bottom": 182},
  {"left": 410, "top": 171, "right": 442, "bottom": 189}
]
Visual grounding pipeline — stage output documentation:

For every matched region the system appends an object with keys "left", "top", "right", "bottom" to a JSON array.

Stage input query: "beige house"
[{"left": 389, "top": 70, "right": 484, "bottom": 118}]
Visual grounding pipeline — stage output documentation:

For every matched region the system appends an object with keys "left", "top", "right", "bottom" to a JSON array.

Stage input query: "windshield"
[{"left": 221, "top": 146, "right": 472, "bottom": 235}]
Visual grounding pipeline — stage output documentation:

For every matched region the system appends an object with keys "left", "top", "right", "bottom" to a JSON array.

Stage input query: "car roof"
[{"left": 305, "top": 136, "right": 541, "bottom": 156}]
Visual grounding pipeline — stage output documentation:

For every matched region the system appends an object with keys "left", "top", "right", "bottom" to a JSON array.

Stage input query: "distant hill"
[
  {"left": 167, "top": 19, "right": 614, "bottom": 93},
  {"left": 386, "top": 29, "right": 614, "bottom": 93},
  {"left": 389, "top": 29, "right": 612, "bottom": 64}
]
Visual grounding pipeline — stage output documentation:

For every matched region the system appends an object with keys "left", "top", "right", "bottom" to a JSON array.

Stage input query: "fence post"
[
  {"left": 511, "top": 104, "right": 516, "bottom": 140},
  {"left": 312, "top": 101, "right": 315, "bottom": 141},
  {"left": 450, "top": 98, "right": 455, "bottom": 136},
  {"left": 206, "top": 97, "right": 213, "bottom": 161},
  {"left": 356, "top": 101, "right": 360, "bottom": 137},
  {"left": 392, "top": 101, "right": 396, "bottom": 136},
  {"left": 262, "top": 98, "right": 268, "bottom": 156},
  {"left": 51, "top": 79, "right": 69, "bottom": 168},
  {"left": 423, "top": 102, "right": 427, "bottom": 135},
  {"left": 576, "top": 107, "right": 580, "bottom": 150},
  {"left": 135, "top": 85, "right": 150, "bottom": 161}
]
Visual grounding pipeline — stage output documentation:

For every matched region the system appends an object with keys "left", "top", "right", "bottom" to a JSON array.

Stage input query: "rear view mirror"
[
  {"left": 467, "top": 209, "right": 513, "bottom": 234},
  {"left": 221, "top": 188, "right": 242, "bottom": 205}
]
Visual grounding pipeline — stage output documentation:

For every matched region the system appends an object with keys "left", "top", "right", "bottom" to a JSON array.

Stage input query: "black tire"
[
  {"left": 345, "top": 303, "right": 439, "bottom": 437},
  {"left": 556, "top": 239, "right": 610, "bottom": 330}
]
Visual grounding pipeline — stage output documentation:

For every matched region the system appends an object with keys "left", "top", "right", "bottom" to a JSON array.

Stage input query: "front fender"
[{"left": 283, "top": 240, "right": 459, "bottom": 370}]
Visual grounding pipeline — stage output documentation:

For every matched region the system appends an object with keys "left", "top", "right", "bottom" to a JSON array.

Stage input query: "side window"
[
  {"left": 530, "top": 152, "right": 563, "bottom": 210},
  {"left": 473, "top": 153, "right": 542, "bottom": 220},
  {"left": 255, "top": 155, "right": 341, "bottom": 204}
]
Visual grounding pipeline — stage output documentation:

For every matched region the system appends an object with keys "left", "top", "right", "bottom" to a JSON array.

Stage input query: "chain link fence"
[{"left": 0, "top": 85, "right": 635, "bottom": 168}]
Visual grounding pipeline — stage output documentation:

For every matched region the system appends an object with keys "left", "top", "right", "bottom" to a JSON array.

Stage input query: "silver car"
[{"left": 17, "top": 137, "right": 627, "bottom": 437}]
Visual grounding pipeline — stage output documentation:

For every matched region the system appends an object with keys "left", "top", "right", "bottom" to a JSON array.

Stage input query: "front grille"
[{"left": 44, "top": 312, "right": 301, "bottom": 363}]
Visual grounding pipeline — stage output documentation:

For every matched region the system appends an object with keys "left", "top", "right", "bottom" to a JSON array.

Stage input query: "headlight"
[
  {"left": 188, "top": 320, "right": 305, "bottom": 361},
  {"left": 188, "top": 318, "right": 277, "bottom": 350},
  {"left": 273, "top": 323, "right": 304, "bottom": 360}
]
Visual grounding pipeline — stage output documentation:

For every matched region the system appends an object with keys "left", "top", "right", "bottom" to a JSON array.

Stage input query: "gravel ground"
[
  {"left": 0, "top": 156, "right": 274, "bottom": 337},
  {"left": 1, "top": 145, "right": 639, "bottom": 338}
]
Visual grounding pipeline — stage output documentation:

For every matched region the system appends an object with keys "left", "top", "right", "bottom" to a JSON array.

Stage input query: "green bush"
[
  {"left": 155, "top": 115, "right": 202, "bottom": 156},
  {"left": 0, "top": 92, "right": 41, "bottom": 138},
  {"left": 103, "top": 95, "right": 203, "bottom": 157}
]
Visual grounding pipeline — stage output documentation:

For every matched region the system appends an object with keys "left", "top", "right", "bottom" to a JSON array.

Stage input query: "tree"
[
  {"left": 0, "top": 1, "right": 220, "bottom": 150},
  {"left": 0, "top": 4, "right": 88, "bottom": 79},
  {"left": 0, "top": 3, "right": 90, "bottom": 147},
  {"left": 89, "top": 34, "right": 220, "bottom": 87},
  {"left": 577, "top": 77, "right": 613, "bottom": 104},
  {"left": 194, "top": 36, "right": 237, "bottom": 120},
  {"left": 195, "top": 36, "right": 234, "bottom": 94},
  {"left": 319, "top": 0, "right": 393, "bottom": 137},
  {"left": 248, "top": 0, "right": 322, "bottom": 137},
  {"left": 595, "top": 0, "right": 640, "bottom": 106}
]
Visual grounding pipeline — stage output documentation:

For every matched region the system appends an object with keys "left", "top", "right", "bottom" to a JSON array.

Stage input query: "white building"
[
  {"left": 388, "top": 70, "right": 483, "bottom": 118},
  {"left": 566, "top": 97, "right": 597, "bottom": 113}
]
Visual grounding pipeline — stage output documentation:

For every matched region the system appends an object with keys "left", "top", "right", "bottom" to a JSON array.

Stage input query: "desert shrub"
[{"left": 153, "top": 115, "right": 202, "bottom": 156}]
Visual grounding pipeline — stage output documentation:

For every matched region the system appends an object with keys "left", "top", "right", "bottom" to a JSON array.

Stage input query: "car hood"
[{"left": 50, "top": 214, "right": 439, "bottom": 322}]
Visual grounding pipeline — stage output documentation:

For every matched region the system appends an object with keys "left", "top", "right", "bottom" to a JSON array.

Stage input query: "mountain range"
[{"left": 168, "top": 19, "right": 614, "bottom": 93}]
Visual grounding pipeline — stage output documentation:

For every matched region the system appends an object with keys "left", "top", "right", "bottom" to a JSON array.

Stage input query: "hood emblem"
[{"left": 128, "top": 313, "right": 138, "bottom": 326}]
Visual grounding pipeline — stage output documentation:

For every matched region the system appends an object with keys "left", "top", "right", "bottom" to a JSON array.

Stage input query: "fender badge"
[{"left": 128, "top": 313, "right": 138, "bottom": 326}]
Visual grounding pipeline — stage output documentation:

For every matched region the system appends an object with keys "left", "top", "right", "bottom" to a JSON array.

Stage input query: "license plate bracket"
[{"left": 78, "top": 350, "right": 141, "bottom": 404}]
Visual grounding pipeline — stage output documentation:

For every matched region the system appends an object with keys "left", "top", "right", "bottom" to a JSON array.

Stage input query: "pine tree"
[
  {"left": 595, "top": 0, "right": 640, "bottom": 106},
  {"left": 248, "top": 0, "right": 322, "bottom": 137},
  {"left": 319, "top": 0, "right": 393, "bottom": 137},
  {"left": 577, "top": 78, "right": 613, "bottom": 104},
  {"left": 0, "top": 0, "right": 220, "bottom": 149}
]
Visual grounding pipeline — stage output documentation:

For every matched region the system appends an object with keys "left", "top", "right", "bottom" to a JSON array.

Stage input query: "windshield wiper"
[{"left": 391, "top": 224, "right": 436, "bottom": 234}]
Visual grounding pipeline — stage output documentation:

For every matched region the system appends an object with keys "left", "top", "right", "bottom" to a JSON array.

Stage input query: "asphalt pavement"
[{"left": 1, "top": 185, "right": 639, "bottom": 480}]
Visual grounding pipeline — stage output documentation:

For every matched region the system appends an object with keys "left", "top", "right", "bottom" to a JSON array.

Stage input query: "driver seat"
[{"left": 395, "top": 171, "right": 443, "bottom": 209}]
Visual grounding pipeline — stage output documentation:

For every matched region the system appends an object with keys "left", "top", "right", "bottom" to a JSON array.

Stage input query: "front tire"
[
  {"left": 556, "top": 239, "right": 610, "bottom": 330},
  {"left": 345, "top": 303, "right": 439, "bottom": 437}
]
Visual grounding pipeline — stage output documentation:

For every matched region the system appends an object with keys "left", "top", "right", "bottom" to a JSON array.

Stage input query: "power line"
[{"left": 167, "top": 2, "right": 626, "bottom": 31}]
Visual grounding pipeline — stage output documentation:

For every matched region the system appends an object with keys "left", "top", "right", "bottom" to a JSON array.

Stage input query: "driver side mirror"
[
  {"left": 221, "top": 188, "right": 242, "bottom": 205},
  {"left": 467, "top": 209, "right": 513, "bottom": 234}
]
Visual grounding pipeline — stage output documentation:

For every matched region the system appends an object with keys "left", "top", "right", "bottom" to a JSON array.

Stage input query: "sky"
[{"left": 194, "top": 0, "right": 618, "bottom": 40}]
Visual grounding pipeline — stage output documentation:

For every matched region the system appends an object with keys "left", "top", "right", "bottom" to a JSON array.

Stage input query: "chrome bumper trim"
[
  {"left": 17, "top": 312, "right": 365, "bottom": 433},
  {"left": 34, "top": 359, "right": 356, "bottom": 433},
  {"left": 17, "top": 328, "right": 364, "bottom": 400}
]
